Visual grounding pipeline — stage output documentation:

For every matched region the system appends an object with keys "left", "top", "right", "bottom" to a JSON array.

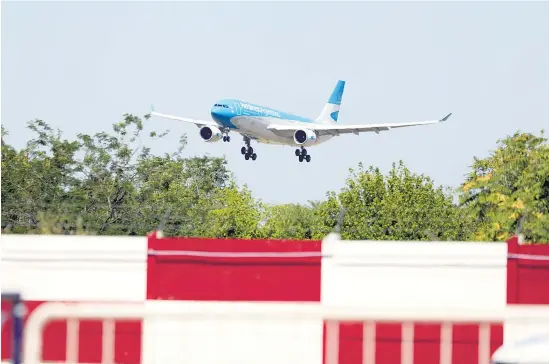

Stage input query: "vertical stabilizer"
[{"left": 316, "top": 80, "right": 345, "bottom": 124}]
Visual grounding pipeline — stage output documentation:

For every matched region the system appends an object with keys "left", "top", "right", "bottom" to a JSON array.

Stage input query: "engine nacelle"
[
  {"left": 293, "top": 129, "right": 318, "bottom": 146},
  {"left": 199, "top": 126, "right": 223, "bottom": 142}
]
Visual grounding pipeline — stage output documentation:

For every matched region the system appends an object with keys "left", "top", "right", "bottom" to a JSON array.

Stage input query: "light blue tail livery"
[
  {"left": 316, "top": 80, "right": 345, "bottom": 124},
  {"left": 328, "top": 80, "right": 345, "bottom": 106}
]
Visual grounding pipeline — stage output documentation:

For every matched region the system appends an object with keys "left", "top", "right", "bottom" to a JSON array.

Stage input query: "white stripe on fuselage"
[{"left": 229, "top": 116, "right": 333, "bottom": 146}]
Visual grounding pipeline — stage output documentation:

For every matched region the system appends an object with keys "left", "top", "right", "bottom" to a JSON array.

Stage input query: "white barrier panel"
[
  {"left": 0, "top": 235, "right": 147, "bottom": 301},
  {"left": 23, "top": 301, "right": 549, "bottom": 364},
  {"left": 321, "top": 234, "right": 508, "bottom": 310}
]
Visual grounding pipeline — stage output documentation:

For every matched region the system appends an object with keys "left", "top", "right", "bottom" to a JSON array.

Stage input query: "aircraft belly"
[
  {"left": 231, "top": 116, "right": 293, "bottom": 145},
  {"left": 230, "top": 116, "right": 332, "bottom": 147}
]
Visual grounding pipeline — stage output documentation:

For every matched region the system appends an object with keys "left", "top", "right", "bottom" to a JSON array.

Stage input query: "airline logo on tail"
[{"left": 316, "top": 80, "right": 345, "bottom": 124}]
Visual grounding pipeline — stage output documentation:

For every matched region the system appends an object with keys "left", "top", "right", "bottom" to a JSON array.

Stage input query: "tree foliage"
[
  {"left": 459, "top": 131, "right": 549, "bottom": 242},
  {"left": 260, "top": 203, "right": 322, "bottom": 240},
  {"left": 316, "top": 161, "right": 476, "bottom": 241},
  {"left": 2, "top": 116, "right": 547, "bottom": 243},
  {"left": 2, "top": 121, "right": 81, "bottom": 233},
  {"left": 1, "top": 115, "right": 233, "bottom": 236},
  {"left": 200, "top": 182, "right": 263, "bottom": 239}
]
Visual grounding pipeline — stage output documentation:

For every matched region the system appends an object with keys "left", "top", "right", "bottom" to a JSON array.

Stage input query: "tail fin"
[{"left": 316, "top": 80, "right": 345, "bottom": 124}]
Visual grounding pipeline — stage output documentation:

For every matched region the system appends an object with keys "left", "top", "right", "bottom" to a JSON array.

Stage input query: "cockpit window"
[{"left": 214, "top": 104, "right": 229, "bottom": 108}]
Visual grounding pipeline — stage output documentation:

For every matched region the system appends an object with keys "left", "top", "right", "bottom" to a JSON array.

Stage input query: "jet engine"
[
  {"left": 199, "top": 126, "right": 223, "bottom": 142},
  {"left": 293, "top": 129, "right": 318, "bottom": 146}
]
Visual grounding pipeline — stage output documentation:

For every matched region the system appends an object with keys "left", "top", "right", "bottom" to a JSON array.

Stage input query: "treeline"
[{"left": 1, "top": 114, "right": 548, "bottom": 242}]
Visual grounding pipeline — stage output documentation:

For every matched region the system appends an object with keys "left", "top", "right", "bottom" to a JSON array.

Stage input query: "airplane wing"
[
  {"left": 267, "top": 113, "right": 452, "bottom": 136},
  {"left": 149, "top": 105, "right": 219, "bottom": 128}
]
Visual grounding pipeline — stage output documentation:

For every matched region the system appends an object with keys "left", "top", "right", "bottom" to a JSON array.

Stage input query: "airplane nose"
[{"left": 211, "top": 107, "right": 230, "bottom": 123}]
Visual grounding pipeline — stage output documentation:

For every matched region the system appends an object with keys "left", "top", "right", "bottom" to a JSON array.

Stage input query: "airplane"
[{"left": 149, "top": 80, "right": 451, "bottom": 163}]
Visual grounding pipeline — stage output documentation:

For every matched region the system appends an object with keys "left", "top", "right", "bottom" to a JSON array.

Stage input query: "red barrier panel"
[
  {"left": 507, "top": 235, "right": 549, "bottom": 304},
  {"left": 331, "top": 322, "right": 503, "bottom": 364},
  {"left": 146, "top": 233, "right": 322, "bottom": 302},
  {"left": 1, "top": 300, "right": 141, "bottom": 364}
]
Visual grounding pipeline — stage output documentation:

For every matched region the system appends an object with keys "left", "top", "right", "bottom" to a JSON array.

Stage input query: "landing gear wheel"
[
  {"left": 242, "top": 136, "right": 254, "bottom": 160},
  {"left": 299, "top": 155, "right": 304, "bottom": 162},
  {"left": 295, "top": 149, "right": 300, "bottom": 156},
  {"left": 305, "top": 155, "right": 311, "bottom": 163},
  {"left": 226, "top": 136, "right": 231, "bottom": 142},
  {"left": 301, "top": 148, "right": 308, "bottom": 156}
]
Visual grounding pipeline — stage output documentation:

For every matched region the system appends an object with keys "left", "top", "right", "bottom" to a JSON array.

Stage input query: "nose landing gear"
[
  {"left": 295, "top": 147, "right": 311, "bottom": 162},
  {"left": 222, "top": 130, "right": 231, "bottom": 142}
]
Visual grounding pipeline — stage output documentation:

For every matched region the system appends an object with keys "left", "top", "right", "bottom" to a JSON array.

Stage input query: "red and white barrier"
[
  {"left": 1, "top": 232, "right": 548, "bottom": 364},
  {"left": 21, "top": 301, "right": 549, "bottom": 364}
]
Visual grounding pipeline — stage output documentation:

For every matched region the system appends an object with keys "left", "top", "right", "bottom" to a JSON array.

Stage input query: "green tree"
[
  {"left": 72, "top": 113, "right": 227, "bottom": 235},
  {"left": 72, "top": 114, "right": 149, "bottom": 234},
  {"left": 459, "top": 130, "right": 549, "bottom": 242},
  {"left": 199, "top": 182, "right": 263, "bottom": 238},
  {"left": 134, "top": 155, "right": 231, "bottom": 236},
  {"left": 1, "top": 115, "right": 239, "bottom": 236},
  {"left": 1, "top": 121, "right": 81, "bottom": 233},
  {"left": 260, "top": 203, "right": 321, "bottom": 240},
  {"left": 316, "top": 161, "right": 476, "bottom": 241}
]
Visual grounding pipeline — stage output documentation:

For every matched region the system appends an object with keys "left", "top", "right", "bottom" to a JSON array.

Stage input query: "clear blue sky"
[{"left": 2, "top": 1, "right": 548, "bottom": 205}]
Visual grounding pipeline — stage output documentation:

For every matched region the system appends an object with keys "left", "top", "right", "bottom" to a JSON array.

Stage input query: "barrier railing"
[
  {"left": 1, "top": 292, "right": 25, "bottom": 364},
  {"left": 22, "top": 301, "right": 549, "bottom": 364}
]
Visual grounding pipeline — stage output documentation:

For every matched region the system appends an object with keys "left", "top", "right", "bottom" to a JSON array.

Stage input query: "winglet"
[
  {"left": 440, "top": 113, "right": 452, "bottom": 122},
  {"left": 150, "top": 104, "right": 155, "bottom": 113}
]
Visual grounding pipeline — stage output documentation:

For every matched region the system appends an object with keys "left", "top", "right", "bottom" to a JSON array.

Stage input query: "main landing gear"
[
  {"left": 295, "top": 146, "right": 311, "bottom": 163},
  {"left": 241, "top": 136, "right": 257, "bottom": 161}
]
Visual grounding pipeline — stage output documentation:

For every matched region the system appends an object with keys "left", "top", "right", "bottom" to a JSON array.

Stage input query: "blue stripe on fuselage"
[{"left": 211, "top": 99, "right": 314, "bottom": 129}]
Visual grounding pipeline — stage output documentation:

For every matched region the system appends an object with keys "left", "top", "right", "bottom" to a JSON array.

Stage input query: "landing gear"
[
  {"left": 242, "top": 136, "right": 257, "bottom": 161},
  {"left": 222, "top": 133, "right": 231, "bottom": 142},
  {"left": 295, "top": 147, "right": 311, "bottom": 163}
]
